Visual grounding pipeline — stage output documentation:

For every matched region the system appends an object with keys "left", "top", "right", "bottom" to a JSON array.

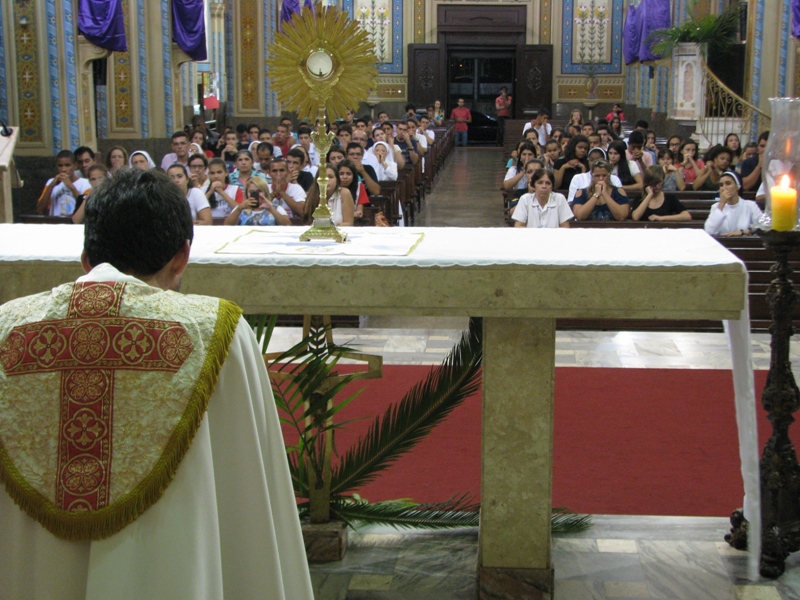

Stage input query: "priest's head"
[{"left": 81, "top": 168, "right": 194, "bottom": 292}]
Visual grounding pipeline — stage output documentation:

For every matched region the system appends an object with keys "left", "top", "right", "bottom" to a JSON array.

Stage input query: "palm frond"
[
  {"left": 646, "top": 1, "right": 740, "bottom": 58},
  {"left": 245, "top": 314, "right": 279, "bottom": 354},
  {"left": 330, "top": 494, "right": 480, "bottom": 530},
  {"left": 551, "top": 507, "right": 593, "bottom": 533},
  {"left": 329, "top": 318, "right": 483, "bottom": 495}
]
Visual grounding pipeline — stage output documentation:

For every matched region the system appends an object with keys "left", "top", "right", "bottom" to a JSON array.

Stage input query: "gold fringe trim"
[{"left": 0, "top": 299, "right": 243, "bottom": 540}]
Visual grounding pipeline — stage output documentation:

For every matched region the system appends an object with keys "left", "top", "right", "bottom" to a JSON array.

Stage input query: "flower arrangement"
[
  {"left": 575, "top": 0, "right": 609, "bottom": 79},
  {"left": 356, "top": 1, "right": 391, "bottom": 63}
]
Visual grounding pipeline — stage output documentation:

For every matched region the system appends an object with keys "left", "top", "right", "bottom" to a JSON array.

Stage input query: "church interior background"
[{"left": 0, "top": 0, "right": 794, "bottom": 159}]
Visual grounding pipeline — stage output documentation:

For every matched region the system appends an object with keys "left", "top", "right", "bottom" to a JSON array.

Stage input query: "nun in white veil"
[{"left": 368, "top": 141, "right": 398, "bottom": 181}]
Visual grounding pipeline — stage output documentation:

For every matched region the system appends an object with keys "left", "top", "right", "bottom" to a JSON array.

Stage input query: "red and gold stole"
[{"left": 0, "top": 280, "right": 241, "bottom": 540}]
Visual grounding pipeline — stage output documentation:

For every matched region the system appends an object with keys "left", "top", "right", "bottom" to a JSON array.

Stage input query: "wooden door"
[
  {"left": 408, "top": 44, "right": 447, "bottom": 109},
  {"left": 514, "top": 45, "right": 554, "bottom": 119}
]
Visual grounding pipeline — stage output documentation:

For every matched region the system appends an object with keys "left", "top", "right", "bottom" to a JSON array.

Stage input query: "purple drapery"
[
  {"left": 173, "top": 0, "right": 207, "bottom": 61},
  {"left": 281, "top": 0, "right": 315, "bottom": 24},
  {"left": 623, "top": 3, "right": 640, "bottom": 64},
  {"left": 793, "top": 0, "right": 800, "bottom": 38},
  {"left": 77, "top": 0, "right": 127, "bottom": 52},
  {"left": 638, "top": 0, "right": 670, "bottom": 61}
]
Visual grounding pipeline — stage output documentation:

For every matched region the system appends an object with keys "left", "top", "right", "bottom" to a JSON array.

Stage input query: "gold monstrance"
[{"left": 267, "top": 4, "right": 377, "bottom": 242}]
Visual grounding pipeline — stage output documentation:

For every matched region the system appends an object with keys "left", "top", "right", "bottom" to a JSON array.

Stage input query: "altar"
[{"left": 0, "top": 224, "right": 747, "bottom": 598}]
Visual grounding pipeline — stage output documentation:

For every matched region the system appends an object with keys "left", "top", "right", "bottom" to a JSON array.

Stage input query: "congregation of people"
[
  {"left": 503, "top": 103, "right": 766, "bottom": 235},
  {"left": 35, "top": 105, "right": 447, "bottom": 229}
]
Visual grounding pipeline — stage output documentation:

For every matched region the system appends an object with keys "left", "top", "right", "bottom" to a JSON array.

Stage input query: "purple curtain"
[
  {"left": 793, "top": 0, "right": 800, "bottom": 38},
  {"left": 623, "top": 3, "right": 640, "bottom": 64},
  {"left": 173, "top": 0, "right": 207, "bottom": 61},
  {"left": 638, "top": 0, "right": 671, "bottom": 61},
  {"left": 281, "top": 0, "right": 315, "bottom": 25},
  {"left": 77, "top": 0, "right": 127, "bottom": 52}
]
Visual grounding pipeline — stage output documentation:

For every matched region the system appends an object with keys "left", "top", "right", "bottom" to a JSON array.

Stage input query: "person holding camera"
[{"left": 224, "top": 177, "right": 290, "bottom": 226}]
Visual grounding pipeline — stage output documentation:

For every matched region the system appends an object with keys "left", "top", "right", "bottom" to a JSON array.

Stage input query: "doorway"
[{"left": 447, "top": 49, "right": 514, "bottom": 117}]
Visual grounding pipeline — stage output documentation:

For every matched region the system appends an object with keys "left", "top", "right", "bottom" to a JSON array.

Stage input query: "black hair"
[
  {"left": 326, "top": 147, "right": 345, "bottom": 162},
  {"left": 538, "top": 107, "right": 551, "bottom": 118},
  {"left": 236, "top": 124, "right": 248, "bottom": 134},
  {"left": 256, "top": 141, "right": 274, "bottom": 156},
  {"left": 56, "top": 149, "right": 76, "bottom": 163},
  {"left": 206, "top": 158, "right": 230, "bottom": 208},
  {"left": 563, "top": 134, "right": 590, "bottom": 162},
  {"left": 758, "top": 131, "right": 770, "bottom": 143},
  {"left": 286, "top": 147, "right": 307, "bottom": 163},
  {"left": 297, "top": 126, "right": 312, "bottom": 137},
  {"left": 724, "top": 133, "right": 742, "bottom": 158},
  {"left": 516, "top": 143, "right": 538, "bottom": 172},
  {"left": 170, "top": 131, "right": 188, "bottom": 141},
  {"left": 74, "top": 146, "right": 95, "bottom": 159},
  {"left": 658, "top": 148, "right": 675, "bottom": 162},
  {"left": 530, "top": 168, "right": 555, "bottom": 187},
  {"left": 354, "top": 118, "right": 367, "bottom": 127},
  {"left": 83, "top": 168, "right": 193, "bottom": 277},
  {"left": 336, "top": 159, "right": 360, "bottom": 199},
  {"left": 248, "top": 123, "right": 260, "bottom": 131},
  {"left": 346, "top": 142, "right": 364, "bottom": 155},
  {"left": 338, "top": 124, "right": 353, "bottom": 135},
  {"left": 405, "top": 103, "right": 416, "bottom": 112},
  {"left": 703, "top": 144, "right": 733, "bottom": 164},
  {"left": 608, "top": 140, "right": 636, "bottom": 186},
  {"left": 628, "top": 130, "right": 645, "bottom": 146},
  {"left": 635, "top": 120, "right": 649, "bottom": 129}
]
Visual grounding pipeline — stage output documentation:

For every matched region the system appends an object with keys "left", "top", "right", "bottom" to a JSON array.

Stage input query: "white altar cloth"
[{"left": 0, "top": 224, "right": 761, "bottom": 580}]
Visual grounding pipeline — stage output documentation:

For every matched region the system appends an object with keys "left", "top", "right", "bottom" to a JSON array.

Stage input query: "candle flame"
[{"left": 780, "top": 174, "right": 791, "bottom": 189}]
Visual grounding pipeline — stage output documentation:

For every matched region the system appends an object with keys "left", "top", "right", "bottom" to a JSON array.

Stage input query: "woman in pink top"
[{"left": 678, "top": 140, "right": 704, "bottom": 188}]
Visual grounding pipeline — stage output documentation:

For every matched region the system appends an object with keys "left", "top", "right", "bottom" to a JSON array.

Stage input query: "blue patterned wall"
[
  {"left": 62, "top": 0, "right": 79, "bottom": 149},
  {"left": 137, "top": 0, "right": 150, "bottom": 138},
  {"left": 561, "top": 0, "right": 624, "bottom": 75},
  {"left": 45, "top": 0, "right": 62, "bottom": 151},
  {"left": 343, "top": 0, "right": 403, "bottom": 75},
  {"left": 161, "top": 0, "right": 174, "bottom": 133}
]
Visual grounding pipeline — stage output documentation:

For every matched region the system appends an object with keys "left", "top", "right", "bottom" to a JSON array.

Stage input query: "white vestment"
[{"left": 0, "top": 264, "right": 313, "bottom": 600}]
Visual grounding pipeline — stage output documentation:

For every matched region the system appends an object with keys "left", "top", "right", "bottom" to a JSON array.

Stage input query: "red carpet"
[{"left": 280, "top": 366, "right": 777, "bottom": 516}]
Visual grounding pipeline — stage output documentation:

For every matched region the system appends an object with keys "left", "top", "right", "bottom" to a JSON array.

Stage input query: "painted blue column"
[
  {"left": 778, "top": 0, "right": 790, "bottom": 97},
  {"left": 750, "top": 0, "right": 764, "bottom": 138},
  {"left": 264, "top": 0, "right": 277, "bottom": 116},
  {"left": 137, "top": 0, "right": 150, "bottom": 138},
  {"left": 161, "top": 0, "right": 174, "bottom": 133},
  {"left": 45, "top": 0, "right": 63, "bottom": 151},
  {"left": 224, "top": 0, "right": 232, "bottom": 116},
  {"left": 61, "top": 0, "right": 80, "bottom": 149}
]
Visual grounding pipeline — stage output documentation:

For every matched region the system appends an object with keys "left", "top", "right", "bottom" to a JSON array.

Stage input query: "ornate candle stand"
[{"left": 727, "top": 230, "right": 800, "bottom": 578}]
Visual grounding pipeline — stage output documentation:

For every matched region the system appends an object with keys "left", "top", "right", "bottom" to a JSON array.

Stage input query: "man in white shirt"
[
  {"left": 521, "top": 108, "right": 553, "bottom": 147},
  {"left": 268, "top": 157, "right": 307, "bottom": 218}
]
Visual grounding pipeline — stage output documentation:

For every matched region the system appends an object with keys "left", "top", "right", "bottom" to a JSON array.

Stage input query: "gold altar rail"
[{"left": 698, "top": 57, "right": 770, "bottom": 146}]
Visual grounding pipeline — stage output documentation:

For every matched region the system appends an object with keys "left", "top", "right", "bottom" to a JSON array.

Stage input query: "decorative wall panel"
[
  {"left": 540, "top": 0, "right": 552, "bottom": 44},
  {"left": 561, "top": 0, "right": 623, "bottom": 75},
  {"left": 137, "top": 0, "right": 149, "bottom": 137},
  {"left": 414, "top": 0, "right": 424, "bottom": 43},
  {"left": 0, "top": 1, "right": 8, "bottom": 125},
  {"left": 45, "top": 0, "right": 62, "bottom": 149},
  {"left": 161, "top": 0, "right": 174, "bottom": 132},
  {"left": 112, "top": 0, "right": 134, "bottom": 130},
  {"left": 61, "top": 0, "right": 80, "bottom": 149},
  {"left": 345, "top": 0, "right": 403, "bottom": 74},
  {"left": 13, "top": 1, "right": 42, "bottom": 143}
]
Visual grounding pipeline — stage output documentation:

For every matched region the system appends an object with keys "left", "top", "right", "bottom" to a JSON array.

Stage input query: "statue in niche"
[{"left": 683, "top": 64, "right": 694, "bottom": 104}]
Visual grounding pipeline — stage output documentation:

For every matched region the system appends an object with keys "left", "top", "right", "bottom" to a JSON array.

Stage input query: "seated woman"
[
  {"left": 632, "top": 166, "right": 691, "bottom": 222},
  {"left": 188, "top": 153, "right": 209, "bottom": 191},
  {"left": 129, "top": 150, "right": 156, "bottom": 170},
  {"left": 513, "top": 168, "right": 572, "bottom": 228},
  {"left": 338, "top": 159, "right": 371, "bottom": 221},
  {"left": 303, "top": 166, "right": 354, "bottom": 227},
  {"left": 503, "top": 143, "right": 538, "bottom": 191},
  {"left": 224, "top": 177, "right": 290, "bottom": 226},
  {"left": 609, "top": 116, "right": 623, "bottom": 139},
  {"left": 657, "top": 149, "right": 686, "bottom": 191},
  {"left": 725, "top": 133, "right": 742, "bottom": 169},
  {"left": 704, "top": 170, "right": 763, "bottom": 236},
  {"left": 508, "top": 158, "right": 546, "bottom": 217},
  {"left": 568, "top": 148, "right": 623, "bottom": 203},
  {"left": 693, "top": 145, "right": 733, "bottom": 191},
  {"left": 607, "top": 140, "right": 642, "bottom": 193},
  {"left": 205, "top": 157, "right": 243, "bottom": 218},
  {"left": 229, "top": 150, "right": 267, "bottom": 193},
  {"left": 190, "top": 128, "right": 215, "bottom": 158},
  {"left": 572, "top": 159, "right": 630, "bottom": 221},
  {"left": 166, "top": 163, "right": 212, "bottom": 225},
  {"left": 553, "top": 135, "right": 590, "bottom": 190},
  {"left": 104, "top": 146, "right": 128, "bottom": 174},
  {"left": 677, "top": 140, "right": 704, "bottom": 188},
  {"left": 368, "top": 141, "right": 398, "bottom": 181},
  {"left": 568, "top": 109, "right": 584, "bottom": 129}
]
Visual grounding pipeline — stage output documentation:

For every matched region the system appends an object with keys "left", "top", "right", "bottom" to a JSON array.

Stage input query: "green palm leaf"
[{"left": 329, "top": 318, "right": 483, "bottom": 495}]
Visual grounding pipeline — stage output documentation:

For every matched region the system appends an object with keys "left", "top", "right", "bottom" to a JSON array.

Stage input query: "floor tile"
[{"left": 598, "top": 539, "right": 639, "bottom": 554}]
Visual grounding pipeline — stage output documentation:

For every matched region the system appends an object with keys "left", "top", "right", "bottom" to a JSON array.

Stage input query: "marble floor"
[{"left": 291, "top": 148, "right": 800, "bottom": 598}]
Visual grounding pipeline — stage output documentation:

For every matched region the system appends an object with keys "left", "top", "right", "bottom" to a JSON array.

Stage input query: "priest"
[{"left": 0, "top": 168, "right": 313, "bottom": 599}]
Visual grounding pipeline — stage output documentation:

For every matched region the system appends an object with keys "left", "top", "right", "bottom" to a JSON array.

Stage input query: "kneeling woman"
[
  {"left": 224, "top": 177, "right": 291, "bottom": 226},
  {"left": 703, "top": 170, "right": 763, "bottom": 236},
  {"left": 572, "top": 160, "right": 630, "bottom": 221},
  {"left": 513, "top": 169, "right": 572, "bottom": 228},
  {"left": 632, "top": 166, "right": 691, "bottom": 222}
]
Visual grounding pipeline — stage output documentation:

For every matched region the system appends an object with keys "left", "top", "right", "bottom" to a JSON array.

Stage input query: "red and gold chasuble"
[{"left": 0, "top": 280, "right": 241, "bottom": 540}]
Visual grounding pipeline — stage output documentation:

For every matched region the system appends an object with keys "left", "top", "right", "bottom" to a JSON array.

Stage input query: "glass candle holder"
[{"left": 756, "top": 98, "right": 800, "bottom": 231}]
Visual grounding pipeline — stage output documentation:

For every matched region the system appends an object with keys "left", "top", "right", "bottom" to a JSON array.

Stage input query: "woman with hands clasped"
[
  {"left": 503, "top": 143, "right": 538, "bottom": 191},
  {"left": 703, "top": 170, "right": 763, "bottom": 236},
  {"left": 632, "top": 166, "right": 691, "bottom": 222},
  {"left": 572, "top": 160, "right": 630, "bottom": 221},
  {"left": 512, "top": 168, "right": 572, "bottom": 228},
  {"left": 692, "top": 145, "right": 733, "bottom": 191},
  {"left": 553, "top": 135, "right": 590, "bottom": 190},
  {"left": 225, "top": 177, "right": 290, "bottom": 226},
  {"left": 205, "top": 157, "right": 244, "bottom": 217}
]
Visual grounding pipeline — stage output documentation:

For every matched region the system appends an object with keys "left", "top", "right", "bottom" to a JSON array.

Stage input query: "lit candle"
[{"left": 771, "top": 174, "right": 797, "bottom": 231}]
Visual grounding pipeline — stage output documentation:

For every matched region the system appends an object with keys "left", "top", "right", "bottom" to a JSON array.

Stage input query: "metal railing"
[{"left": 697, "top": 57, "right": 770, "bottom": 147}]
